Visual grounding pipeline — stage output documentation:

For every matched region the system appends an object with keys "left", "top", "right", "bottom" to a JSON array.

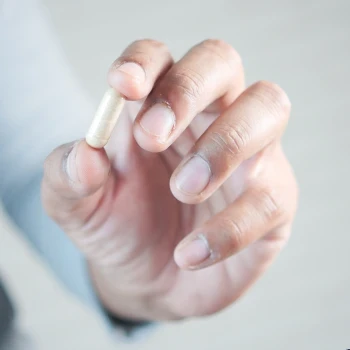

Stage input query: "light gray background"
[{"left": 0, "top": 0, "right": 349, "bottom": 349}]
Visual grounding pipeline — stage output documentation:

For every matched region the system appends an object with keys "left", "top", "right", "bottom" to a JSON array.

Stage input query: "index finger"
[{"left": 107, "top": 39, "right": 173, "bottom": 100}]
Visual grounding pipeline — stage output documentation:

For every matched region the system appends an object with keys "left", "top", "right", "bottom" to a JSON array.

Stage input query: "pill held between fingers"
[{"left": 86, "top": 87, "right": 125, "bottom": 148}]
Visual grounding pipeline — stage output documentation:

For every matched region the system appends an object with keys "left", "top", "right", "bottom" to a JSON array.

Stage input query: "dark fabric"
[
  {"left": 106, "top": 310, "right": 152, "bottom": 337},
  {"left": 0, "top": 280, "right": 15, "bottom": 347}
]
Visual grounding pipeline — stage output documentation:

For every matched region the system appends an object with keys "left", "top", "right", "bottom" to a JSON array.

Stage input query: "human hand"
[{"left": 42, "top": 39, "right": 298, "bottom": 321}]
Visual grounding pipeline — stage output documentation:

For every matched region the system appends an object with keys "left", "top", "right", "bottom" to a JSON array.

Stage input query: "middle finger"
[
  {"left": 133, "top": 39, "right": 245, "bottom": 152},
  {"left": 170, "top": 81, "right": 291, "bottom": 204}
]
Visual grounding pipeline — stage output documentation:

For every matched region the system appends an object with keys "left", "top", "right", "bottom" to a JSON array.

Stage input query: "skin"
[{"left": 42, "top": 39, "right": 298, "bottom": 321}]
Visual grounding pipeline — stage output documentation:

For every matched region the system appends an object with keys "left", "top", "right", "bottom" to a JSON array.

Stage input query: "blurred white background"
[{"left": 0, "top": 0, "right": 349, "bottom": 349}]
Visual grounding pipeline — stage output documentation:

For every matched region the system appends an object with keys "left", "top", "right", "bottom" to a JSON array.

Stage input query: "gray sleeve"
[
  {"left": 0, "top": 0, "right": 94, "bottom": 199},
  {"left": 0, "top": 280, "right": 15, "bottom": 346}
]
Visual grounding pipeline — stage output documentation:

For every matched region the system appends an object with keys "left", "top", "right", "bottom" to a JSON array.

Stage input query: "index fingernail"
[{"left": 139, "top": 103, "right": 175, "bottom": 142}]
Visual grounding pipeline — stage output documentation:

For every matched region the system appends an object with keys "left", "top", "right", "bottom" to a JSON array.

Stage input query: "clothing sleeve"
[{"left": 0, "top": 0, "right": 153, "bottom": 340}]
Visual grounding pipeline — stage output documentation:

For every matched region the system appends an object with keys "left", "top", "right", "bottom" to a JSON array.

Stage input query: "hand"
[{"left": 42, "top": 39, "right": 298, "bottom": 321}]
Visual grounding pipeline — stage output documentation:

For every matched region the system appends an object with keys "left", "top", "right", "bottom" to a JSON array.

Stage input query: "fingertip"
[
  {"left": 133, "top": 101, "right": 176, "bottom": 152},
  {"left": 43, "top": 140, "right": 111, "bottom": 204},
  {"left": 173, "top": 248, "right": 188, "bottom": 270},
  {"left": 67, "top": 140, "right": 110, "bottom": 193},
  {"left": 107, "top": 62, "right": 147, "bottom": 100}
]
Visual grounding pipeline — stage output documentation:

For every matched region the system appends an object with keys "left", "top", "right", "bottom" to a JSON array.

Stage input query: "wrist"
[{"left": 88, "top": 263, "right": 160, "bottom": 322}]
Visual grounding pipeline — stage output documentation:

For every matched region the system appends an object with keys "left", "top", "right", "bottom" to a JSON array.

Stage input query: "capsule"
[{"left": 86, "top": 87, "right": 125, "bottom": 148}]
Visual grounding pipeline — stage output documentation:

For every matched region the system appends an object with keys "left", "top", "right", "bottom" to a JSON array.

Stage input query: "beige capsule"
[{"left": 86, "top": 87, "right": 125, "bottom": 148}]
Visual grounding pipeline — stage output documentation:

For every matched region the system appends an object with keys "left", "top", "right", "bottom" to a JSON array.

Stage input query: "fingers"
[
  {"left": 133, "top": 39, "right": 245, "bottom": 152},
  {"left": 42, "top": 140, "right": 111, "bottom": 231},
  {"left": 107, "top": 39, "right": 173, "bottom": 100},
  {"left": 174, "top": 185, "right": 288, "bottom": 270},
  {"left": 170, "top": 81, "right": 291, "bottom": 204}
]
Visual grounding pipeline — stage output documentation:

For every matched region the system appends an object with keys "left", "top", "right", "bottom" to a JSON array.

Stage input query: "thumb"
[{"left": 42, "top": 140, "right": 111, "bottom": 231}]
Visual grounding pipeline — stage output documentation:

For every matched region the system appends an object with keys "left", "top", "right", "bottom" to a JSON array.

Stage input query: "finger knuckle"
[
  {"left": 253, "top": 80, "right": 291, "bottom": 114},
  {"left": 120, "top": 39, "right": 170, "bottom": 67},
  {"left": 132, "top": 38, "right": 167, "bottom": 50},
  {"left": 210, "top": 122, "right": 250, "bottom": 157},
  {"left": 284, "top": 172, "right": 299, "bottom": 221},
  {"left": 202, "top": 39, "right": 230, "bottom": 52},
  {"left": 202, "top": 39, "right": 241, "bottom": 61},
  {"left": 252, "top": 185, "right": 287, "bottom": 223},
  {"left": 221, "top": 218, "right": 246, "bottom": 253},
  {"left": 169, "top": 68, "right": 206, "bottom": 101},
  {"left": 292, "top": 178, "right": 299, "bottom": 215}
]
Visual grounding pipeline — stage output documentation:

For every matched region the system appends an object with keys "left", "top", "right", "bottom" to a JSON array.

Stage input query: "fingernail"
[
  {"left": 139, "top": 103, "right": 175, "bottom": 142},
  {"left": 174, "top": 235, "right": 211, "bottom": 269},
  {"left": 175, "top": 156, "right": 211, "bottom": 195},
  {"left": 110, "top": 62, "right": 146, "bottom": 87},
  {"left": 64, "top": 141, "right": 80, "bottom": 183}
]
